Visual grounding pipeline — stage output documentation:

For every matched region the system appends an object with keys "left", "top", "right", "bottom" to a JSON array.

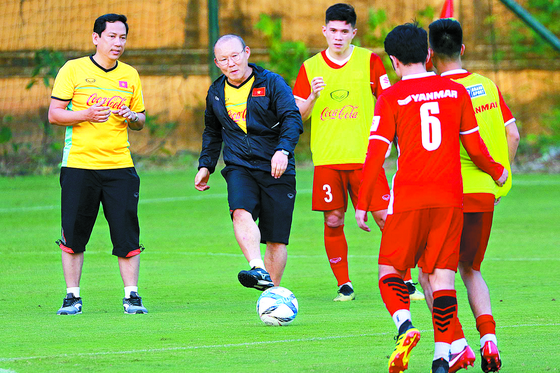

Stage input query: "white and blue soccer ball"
[{"left": 257, "top": 286, "right": 298, "bottom": 326}]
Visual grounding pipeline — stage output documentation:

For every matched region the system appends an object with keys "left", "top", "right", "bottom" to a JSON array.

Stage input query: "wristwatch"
[
  {"left": 280, "top": 149, "right": 289, "bottom": 156},
  {"left": 131, "top": 112, "right": 139, "bottom": 122}
]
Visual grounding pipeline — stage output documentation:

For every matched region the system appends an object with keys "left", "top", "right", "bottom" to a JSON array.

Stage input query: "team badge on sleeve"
[
  {"left": 370, "top": 116, "right": 381, "bottom": 132},
  {"left": 380, "top": 74, "right": 391, "bottom": 90}
]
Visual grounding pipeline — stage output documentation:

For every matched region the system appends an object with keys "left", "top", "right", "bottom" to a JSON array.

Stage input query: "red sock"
[
  {"left": 404, "top": 268, "right": 412, "bottom": 282},
  {"left": 324, "top": 224, "right": 349, "bottom": 286},
  {"left": 476, "top": 314, "right": 496, "bottom": 338},
  {"left": 433, "top": 289, "right": 458, "bottom": 344},
  {"left": 379, "top": 274, "right": 409, "bottom": 315},
  {"left": 453, "top": 315, "right": 466, "bottom": 342}
]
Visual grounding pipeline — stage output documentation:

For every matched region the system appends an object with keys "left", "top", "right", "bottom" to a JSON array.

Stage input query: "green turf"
[{"left": 0, "top": 168, "right": 558, "bottom": 372}]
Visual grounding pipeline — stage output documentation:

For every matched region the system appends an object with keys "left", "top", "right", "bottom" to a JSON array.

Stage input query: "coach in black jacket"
[{"left": 195, "top": 34, "right": 303, "bottom": 292}]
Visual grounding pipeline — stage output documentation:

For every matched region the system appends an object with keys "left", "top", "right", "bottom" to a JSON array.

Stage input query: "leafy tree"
[
  {"left": 254, "top": 14, "right": 309, "bottom": 86},
  {"left": 508, "top": 0, "right": 560, "bottom": 58},
  {"left": 26, "top": 49, "right": 66, "bottom": 89}
]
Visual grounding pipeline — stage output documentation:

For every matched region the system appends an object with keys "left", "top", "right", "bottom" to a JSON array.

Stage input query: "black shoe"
[
  {"left": 56, "top": 293, "right": 82, "bottom": 315},
  {"left": 238, "top": 267, "right": 274, "bottom": 291},
  {"left": 405, "top": 281, "right": 425, "bottom": 301},
  {"left": 123, "top": 291, "right": 148, "bottom": 314},
  {"left": 431, "top": 357, "right": 449, "bottom": 373},
  {"left": 333, "top": 284, "right": 355, "bottom": 301}
]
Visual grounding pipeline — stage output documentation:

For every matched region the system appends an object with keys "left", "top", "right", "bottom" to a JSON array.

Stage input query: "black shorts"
[
  {"left": 221, "top": 165, "right": 296, "bottom": 245},
  {"left": 58, "top": 167, "right": 141, "bottom": 258}
]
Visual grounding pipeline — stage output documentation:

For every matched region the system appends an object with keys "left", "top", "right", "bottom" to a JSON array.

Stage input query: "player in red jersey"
[
  {"left": 415, "top": 19, "right": 520, "bottom": 373},
  {"left": 355, "top": 23, "right": 508, "bottom": 373}
]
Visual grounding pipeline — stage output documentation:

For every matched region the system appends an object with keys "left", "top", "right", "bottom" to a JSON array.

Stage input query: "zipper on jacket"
[{"left": 245, "top": 91, "right": 254, "bottom": 158}]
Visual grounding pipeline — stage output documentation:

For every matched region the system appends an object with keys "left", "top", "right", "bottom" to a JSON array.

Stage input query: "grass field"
[{"left": 0, "top": 167, "right": 558, "bottom": 372}]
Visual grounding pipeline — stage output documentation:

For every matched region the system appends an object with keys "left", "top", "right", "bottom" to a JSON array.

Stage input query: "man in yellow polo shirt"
[
  {"left": 48, "top": 14, "right": 148, "bottom": 315},
  {"left": 417, "top": 18, "right": 520, "bottom": 373}
]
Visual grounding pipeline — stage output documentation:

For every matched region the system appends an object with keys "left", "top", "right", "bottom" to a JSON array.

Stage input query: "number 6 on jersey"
[{"left": 419, "top": 102, "right": 442, "bottom": 151}]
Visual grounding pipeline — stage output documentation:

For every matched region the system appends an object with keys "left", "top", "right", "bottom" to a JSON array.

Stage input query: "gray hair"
[{"left": 213, "top": 34, "right": 247, "bottom": 55}]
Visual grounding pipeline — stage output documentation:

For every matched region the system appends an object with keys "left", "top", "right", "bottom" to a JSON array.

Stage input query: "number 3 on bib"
[{"left": 419, "top": 102, "right": 441, "bottom": 151}]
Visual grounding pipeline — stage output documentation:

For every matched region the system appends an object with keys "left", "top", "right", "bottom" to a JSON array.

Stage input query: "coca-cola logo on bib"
[{"left": 320, "top": 105, "right": 359, "bottom": 121}]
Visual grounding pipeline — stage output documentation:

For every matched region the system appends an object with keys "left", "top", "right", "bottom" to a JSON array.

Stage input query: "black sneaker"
[
  {"left": 333, "top": 284, "right": 355, "bottom": 301},
  {"left": 57, "top": 293, "right": 82, "bottom": 315},
  {"left": 405, "top": 281, "right": 425, "bottom": 301},
  {"left": 123, "top": 291, "right": 148, "bottom": 314},
  {"left": 238, "top": 267, "right": 274, "bottom": 291},
  {"left": 431, "top": 357, "right": 449, "bottom": 373}
]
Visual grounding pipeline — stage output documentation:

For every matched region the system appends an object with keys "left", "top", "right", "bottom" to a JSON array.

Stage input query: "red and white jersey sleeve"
[
  {"left": 357, "top": 95, "right": 394, "bottom": 211},
  {"left": 497, "top": 87, "right": 515, "bottom": 126},
  {"left": 370, "top": 53, "right": 391, "bottom": 98},
  {"left": 293, "top": 64, "right": 310, "bottom": 101}
]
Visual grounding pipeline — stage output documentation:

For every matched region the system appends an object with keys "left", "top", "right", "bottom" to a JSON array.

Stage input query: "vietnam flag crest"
[{"left": 252, "top": 87, "right": 266, "bottom": 97}]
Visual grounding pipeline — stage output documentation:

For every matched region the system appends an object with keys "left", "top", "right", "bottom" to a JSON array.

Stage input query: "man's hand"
[
  {"left": 112, "top": 104, "right": 137, "bottom": 122},
  {"left": 271, "top": 151, "right": 288, "bottom": 179},
  {"left": 86, "top": 104, "right": 111, "bottom": 123},
  {"left": 194, "top": 167, "right": 211, "bottom": 191},
  {"left": 355, "top": 209, "right": 370, "bottom": 232},
  {"left": 495, "top": 168, "right": 508, "bottom": 187},
  {"left": 309, "top": 77, "right": 326, "bottom": 100}
]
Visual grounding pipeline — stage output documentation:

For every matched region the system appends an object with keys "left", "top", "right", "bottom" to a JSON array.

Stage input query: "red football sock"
[
  {"left": 324, "top": 224, "right": 349, "bottom": 286},
  {"left": 379, "top": 274, "right": 410, "bottom": 315},
  {"left": 476, "top": 314, "right": 496, "bottom": 338},
  {"left": 433, "top": 289, "right": 458, "bottom": 344},
  {"left": 453, "top": 315, "right": 466, "bottom": 342}
]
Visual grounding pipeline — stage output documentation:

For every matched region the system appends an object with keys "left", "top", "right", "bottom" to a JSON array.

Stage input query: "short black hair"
[
  {"left": 93, "top": 14, "right": 128, "bottom": 36},
  {"left": 326, "top": 3, "right": 357, "bottom": 28},
  {"left": 429, "top": 18, "right": 463, "bottom": 58},
  {"left": 384, "top": 22, "right": 428, "bottom": 65}
]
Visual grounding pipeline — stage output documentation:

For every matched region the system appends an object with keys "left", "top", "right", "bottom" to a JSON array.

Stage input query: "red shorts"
[
  {"left": 379, "top": 207, "right": 463, "bottom": 274},
  {"left": 463, "top": 193, "right": 495, "bottom": 213},
  {"left": 460, "top": 211, "right": 494, "bottom": 271},
  {"left": 312, "top": 166, "right": 390, "bottom": 212}
]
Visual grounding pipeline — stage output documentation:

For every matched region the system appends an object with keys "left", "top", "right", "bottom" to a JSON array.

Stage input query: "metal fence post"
[
  {"left": 208, "top": 0, "right": 220, "bottom": 80},
  {"left": 499, "top": 0, "right": 560, "bottom": 53}
]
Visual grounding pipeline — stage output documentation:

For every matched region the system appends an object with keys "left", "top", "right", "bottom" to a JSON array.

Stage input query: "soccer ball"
[{"left": 257, "top": 286, "right": 298, "bottom": 326}]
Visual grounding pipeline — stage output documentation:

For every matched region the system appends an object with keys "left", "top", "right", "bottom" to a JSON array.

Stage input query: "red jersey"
[{"left": 358, "top": 72, "right": 504, "bottom": 214}]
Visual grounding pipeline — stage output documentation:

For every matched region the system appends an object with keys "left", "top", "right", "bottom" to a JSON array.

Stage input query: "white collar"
[
  {"left": 401, "top": 71, "right": 437, "bottom": 80},
  {"left": 325, "top": 45, "right": 354, "bottom": 66},
  {"left": 441, "top": 69, "right": 469, "bottom": 76}
]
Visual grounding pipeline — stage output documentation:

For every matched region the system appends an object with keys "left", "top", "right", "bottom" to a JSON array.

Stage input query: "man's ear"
[{"left": 389, "top": 55, "right": 398, "bottom": 70}]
